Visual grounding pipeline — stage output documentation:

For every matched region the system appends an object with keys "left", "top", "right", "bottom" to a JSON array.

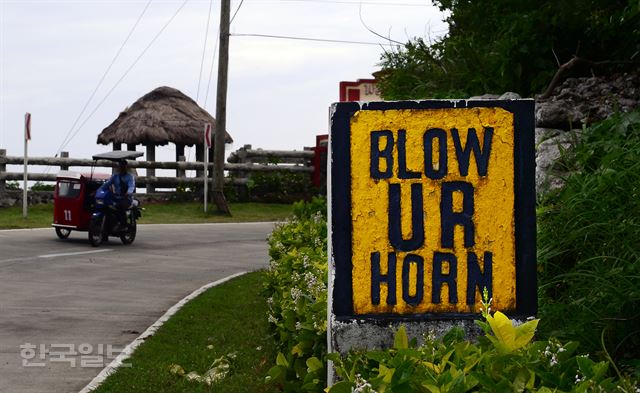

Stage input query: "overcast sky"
[{"left": 0, "top": 0, "right": 447, "bottom": 165}]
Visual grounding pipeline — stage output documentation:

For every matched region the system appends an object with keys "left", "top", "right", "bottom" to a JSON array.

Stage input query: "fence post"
[
  {"left": 0, "top": 149, "right": 6, "bottom": 197},
  {"left": 60, "top": 151, "right": 69, "bottom": 171}
]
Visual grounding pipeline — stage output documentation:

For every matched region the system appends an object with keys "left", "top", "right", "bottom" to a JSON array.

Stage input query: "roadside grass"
[
  {"left": 93, "top": 271, "right": 277, "bottom": 393},
  {"left": 0, "top": 202, "right": 293, "bottom": 229},
  {"left": 139, "top": 201, "right": 293, "bottom": 224},
  {"left": 0, "top": 203, "right": 54, "bottom": 229}
]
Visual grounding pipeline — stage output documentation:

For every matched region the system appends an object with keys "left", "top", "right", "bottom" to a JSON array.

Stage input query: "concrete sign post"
[{"left": 328, "top": 100, "right": 536, "bottom": 378}]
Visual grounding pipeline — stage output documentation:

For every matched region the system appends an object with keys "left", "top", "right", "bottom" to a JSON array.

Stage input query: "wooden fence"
[{"left": 0, "top": 147, "right": 314, "bottom": 196}]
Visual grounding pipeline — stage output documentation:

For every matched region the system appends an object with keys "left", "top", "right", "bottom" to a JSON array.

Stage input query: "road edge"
[
  {"left": 0, "top": 222, "right": 280, "bottom": 232},
  {"left": 78, "top": 271, "right": 248, "bottom": 393}
]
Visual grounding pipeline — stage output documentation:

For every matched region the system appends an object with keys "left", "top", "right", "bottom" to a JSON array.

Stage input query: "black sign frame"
[{"left": 330, "top": 100, "right": 537, "bottom": 321}]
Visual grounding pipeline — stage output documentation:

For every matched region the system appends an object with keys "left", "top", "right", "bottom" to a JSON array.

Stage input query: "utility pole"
[{"left": 212, "top": 0, "right": 231, "bottom": 215}]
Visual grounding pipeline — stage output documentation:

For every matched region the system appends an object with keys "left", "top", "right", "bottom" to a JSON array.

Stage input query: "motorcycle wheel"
[
  {"left": 88, "top": 216, "right": 105, "bottom": 247},
  {"left": 120, "top": 218, "right": 136, "bottom": 245},
  {"left": 55, "top": 227, "right": 71, "bottom": 239}
]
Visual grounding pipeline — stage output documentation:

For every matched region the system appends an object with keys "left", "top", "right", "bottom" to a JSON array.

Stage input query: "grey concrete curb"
[{"left": 78, "top": 271, "right": 248, "bottom": 393}]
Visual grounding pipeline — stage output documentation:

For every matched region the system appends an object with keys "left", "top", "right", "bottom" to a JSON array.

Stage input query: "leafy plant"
[
  {"left": 264, "top": 197, "right": 328, "bottom": 392},
  {"left": 30, "top": 182, "right": 54, "bottom": 191},
  {"left": 329, "top": 309, "right": 637, "bottom": 392},
  {"left": 537, "top": 110, "right": 640, "bottom": 366},
  {"left": 6, "top": 181, "right": 20, "bottom": 190},
  {"left": 475, "top": 288, "right": 540, "bottom": 354},
  {"left": 246, "top": 172, "right": 316, "bottom": 203}
]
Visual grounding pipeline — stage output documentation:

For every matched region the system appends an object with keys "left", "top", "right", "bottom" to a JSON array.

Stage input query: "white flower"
[
  {"left": 550, "top": 354, "right": 558, "bottom": 367},
  {"left": 352, "top": 374, "right": 378, "bottom": 393},
  {"left": 290, "top": 287, "right": 303, "bottom": 301}
]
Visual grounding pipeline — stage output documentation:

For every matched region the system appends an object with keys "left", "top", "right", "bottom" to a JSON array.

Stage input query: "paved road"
[{"left": 0, "top": 222, "right": 275, "bottom": 393}]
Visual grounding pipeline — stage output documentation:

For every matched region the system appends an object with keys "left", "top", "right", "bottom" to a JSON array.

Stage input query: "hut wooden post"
[
  {"left": 176, "top": 144, "right": 185, "bottom": 178},
  {"left": 146, "top": 144, "right": 156, "bottom": 193},
  {"left": 0, "top": 149, "right": 6, "bottom": 196},
  {"left": 195, "top": 144, "right": 204, "bottom": 178},
  {"left": 60, "top": 152, "right": 69, "bottom": 171}
]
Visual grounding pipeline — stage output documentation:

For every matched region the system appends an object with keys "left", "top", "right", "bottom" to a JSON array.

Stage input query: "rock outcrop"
[
  {"left": 474, "top": 72, "right": 639, "bottom": 197},
  {"left": 536, "top": 72, "right": 639, "bottom": 130},
  {"left": 533, "top": 72, "right": 639, "bottom": 196}
]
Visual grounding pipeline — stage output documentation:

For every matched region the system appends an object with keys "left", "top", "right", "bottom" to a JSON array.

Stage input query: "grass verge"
[
  {"left": 0, "top": 202, "right": 293, "bottom": 229},
  {"left": 93, "top": 271, "right": 277, "bottom": 393},
  {"left": 139, "top": 202, "right": 292, "bottom": 224},
  {"left": 0, "top": 203, "right": 53, "bottom": 229}
]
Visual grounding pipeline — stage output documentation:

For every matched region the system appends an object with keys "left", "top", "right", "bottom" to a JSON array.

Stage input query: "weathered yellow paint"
[{"left": 350, "top": 107, "right": 516, "bottom": 314}]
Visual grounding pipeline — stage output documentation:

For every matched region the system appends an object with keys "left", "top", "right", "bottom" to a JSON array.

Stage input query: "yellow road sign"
[{"left": 330, "top": 100, "right": 536, "bottom": 319}]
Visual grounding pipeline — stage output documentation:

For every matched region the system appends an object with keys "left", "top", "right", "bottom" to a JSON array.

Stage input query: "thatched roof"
[{"left": 97, "top": 86, "right": 233, "bottom": 146}]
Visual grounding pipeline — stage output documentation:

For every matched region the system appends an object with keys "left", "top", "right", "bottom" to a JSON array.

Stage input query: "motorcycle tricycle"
[{"left": 52, "top": 150, "right": 143, "bottom": 246}]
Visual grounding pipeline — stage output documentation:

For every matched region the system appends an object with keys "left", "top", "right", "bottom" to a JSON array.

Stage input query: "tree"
[{"left": 377, "top": 0, "right": 640, "bottom": 99}]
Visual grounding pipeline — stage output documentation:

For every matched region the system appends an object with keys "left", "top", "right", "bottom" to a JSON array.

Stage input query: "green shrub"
[
  {"left": 247, "top": 172, "right": 316, "bottom": 203},
  {"left": 30, "top": 182, "right": 54, "bottom": 191},
  {"left": 329, "top": 319, "right": 638, "bottom": 393},
  {"left": 328, "top": 293, "right": 637, "bottom": 392},
  {"left": 378, "top": 0, "right": 640, "bottom": 99},
  {"left": 6, "top": 181, "right": 20, "bottom": 190},
  {"left": 538, "top": 111, "right": 640, "bottom": 367},
  {"left": 264, "top": 197, "right": 327, "bottom": 392}
]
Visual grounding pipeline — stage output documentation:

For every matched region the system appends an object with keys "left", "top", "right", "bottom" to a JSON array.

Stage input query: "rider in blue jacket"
[{"left": 100, "top": 159, "right": 135, "bottom": 230}]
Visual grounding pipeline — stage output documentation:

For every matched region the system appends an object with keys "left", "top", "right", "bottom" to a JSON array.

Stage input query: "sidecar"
[{"left": 52, "top": 171, "right": 110, "bottom": 239}]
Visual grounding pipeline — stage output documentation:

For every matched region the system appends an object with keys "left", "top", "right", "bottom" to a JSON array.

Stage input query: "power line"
[
  {"left": 196, "top": 0, "right": 214, "bottom": 103},
  {"left": 203, "top": 33, "right": 220, "bottom": 110},
  {"left": 358, "top": 2, "right": 405, "bottom": 46},
  {"left": 230, "top": 33, "right": 401, "bottom": 46},
  {"left": 189, "top": 0, "right": 215, "bottom": 164},
  {"left": 58, "top": 0, "right": 190, "bottom": 154},
  {"left": 53, "top": 0, "right": 153, "bottom": 159},
  {"left": 230, "top": 0, "right": 245, "bottom": 24}
]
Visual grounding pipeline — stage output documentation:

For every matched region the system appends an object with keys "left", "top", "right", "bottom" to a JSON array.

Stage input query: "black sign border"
[{"left": 331, "top": 100, "right": 536, "bottom": 321}]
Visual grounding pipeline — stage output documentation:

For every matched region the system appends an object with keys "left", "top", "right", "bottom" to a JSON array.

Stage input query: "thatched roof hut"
[{"left": 97, "top": 86, "right": 233, "bottom": 146}]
